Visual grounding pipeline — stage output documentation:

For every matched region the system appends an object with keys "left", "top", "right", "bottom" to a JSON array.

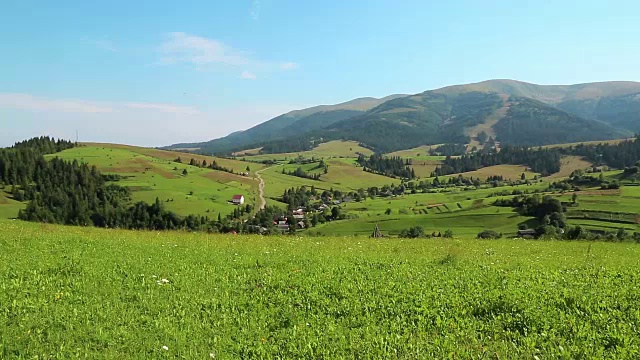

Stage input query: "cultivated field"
[
  {"left": 547, "top": 156, "right": 593, "bottom": 179},
  {"left": 307, "top": 182, "right": 551, "bottom": 236},
  {"left": 2, "top": 220, "right": 640, "bottom": 358},
  {"left": 458, "top": 164, "right": 538, "bottom": 181}
]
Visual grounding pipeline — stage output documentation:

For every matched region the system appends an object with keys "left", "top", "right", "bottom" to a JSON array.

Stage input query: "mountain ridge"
[{"left": 166, "top": 79, "right": 640, "bottom": 154}]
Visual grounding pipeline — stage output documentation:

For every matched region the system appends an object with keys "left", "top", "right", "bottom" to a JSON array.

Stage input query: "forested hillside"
[{"left": 494, "top": 97, "right": 624, "bottom": 146}]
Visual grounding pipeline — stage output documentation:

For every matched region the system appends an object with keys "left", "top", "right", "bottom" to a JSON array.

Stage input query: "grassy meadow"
[
  {"left": 48, "top": 145, "right": 259, "bottom": 218},
  {"left": 237, "top": 140, "right": 374, "bottom": 163},
  {"left": 0, "top": 189, "right": 25, "bottom": 219},
  {"left": 2, "top": 219, "right": 640, "bottom": 358}
]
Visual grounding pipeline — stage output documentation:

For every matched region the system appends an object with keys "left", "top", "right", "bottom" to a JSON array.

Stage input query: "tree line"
[
  {"left": 357, "top": 154, "right": 416, "bottom": 179},
  {"left": 432, "top": 146, "right": 561, "bottom": 177}
]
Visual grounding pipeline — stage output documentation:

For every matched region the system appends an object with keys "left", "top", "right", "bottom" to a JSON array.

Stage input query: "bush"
[
  {"left": 443, "top": 229, "right": 454, "bottom": 238},
  {"left": 477, "top": 230, "right": 501, "bottom": 239},
  {"left": 399, "top": 226, "right": 425, "bottom": 238}
]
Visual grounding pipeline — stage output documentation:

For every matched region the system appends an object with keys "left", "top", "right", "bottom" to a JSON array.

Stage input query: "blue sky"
[{"left": 1, "top": 0, "right": 639, "bottom": 147}]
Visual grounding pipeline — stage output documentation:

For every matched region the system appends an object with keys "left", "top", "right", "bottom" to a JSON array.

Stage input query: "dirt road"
[{"left": 255, "top": 167, "right": 271, "bottom": 210}]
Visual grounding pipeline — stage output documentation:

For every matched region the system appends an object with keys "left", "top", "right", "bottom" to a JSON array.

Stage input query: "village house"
[
  {"left": 232, "top": 194, "right": 245, "bottom": 205},
  {"left": 517, "top": 229, "right": 537, "bottom": 238},
  {"left": 292, "top": 208, "right": 305, "bottom": 220},
  {"left": 276, "top": 220, "right": 290, "bottom": 231}
]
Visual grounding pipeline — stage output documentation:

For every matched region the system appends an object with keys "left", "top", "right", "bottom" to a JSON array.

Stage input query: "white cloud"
[
  {"left": 158, "top": 32, "right": 299, "bottom": 77},
  {"left": 0, "top": 93, "right": 113, "bottom": 113},
  {"left": 159, "top": 32, "right": 250, "bottom": 66},
  {"left": 0, "top": 92, "right": 306, "bottom": 148},
  {"left": 280, "top": 62, "right": 299, "bottom": 70},
  {"left": 250, "top": 0, "right": 261, "bottom": 20},
  {"left": 240, "top": 71, "right": 257, "bottom": 80},
  {"left": 0, "top": 93, "right": 200, "bottom": 116}
]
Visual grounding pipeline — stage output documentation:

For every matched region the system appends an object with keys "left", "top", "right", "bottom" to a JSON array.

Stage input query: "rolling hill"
[
  {"left": 166, "top": 95, "right": 406, "bottom": 154},
  {"left": 167, "top": 79, "right": 639, "bottom": 154}
]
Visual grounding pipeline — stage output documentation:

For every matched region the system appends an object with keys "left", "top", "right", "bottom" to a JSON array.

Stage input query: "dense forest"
[
  {"left": 432, "top": 146, "right": 561, "bottom": 176},
  {"left": 0, "top": 138, "right": 237, "bottom": 232},
  {"left": 494, "top": 97, "right": 623, "bottom": 146},
  {"left": 429, "top": 144, "right": 467, "bottom": 156},
  {"left": 357, "top": 154, "right": 415, "bottom": 179},
  {"left": 567, "top": 136, "right": 640, "bottom": 169}
]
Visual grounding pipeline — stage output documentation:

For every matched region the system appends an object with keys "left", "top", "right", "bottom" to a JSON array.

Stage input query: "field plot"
[
  {"left": 2, "top": 220, "right": 640, "bottom": 358},
  {"left": 553, "top": 187, "right": 640, "bottom": 231},
  {"left": 410, "top": 159, "right": 442, "bottom": 178},
  {"left": 385, "top": 145, "right": 445, "bottom": 160},
  {"left": 458, "top": 165, "right": 538, "bottom": 181},
  {"left": 547, "top": 156, "right": 593, "bottom": 179},
  {"left": 311, "top": 206, "right": 527, "bottom": 236},
  {"left": 51, "top": 145, "right": 258, "bottom": 217},
  {"left": 239, "top": 140, "right": 373, "bottom": 163}
]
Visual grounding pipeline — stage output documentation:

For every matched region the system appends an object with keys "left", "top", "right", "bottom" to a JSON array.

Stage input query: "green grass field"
[
  {"left": 258, "top": 159, "right": 400, "bottom": 199},
  {"left": 305, "top": 182, "right": 551, "bottom": 236},
  {"left": 238, "top": 140, "right": 374, "bottom": 163},
  {"left": 49, "top": 145, "right": 259, "bottom": 217},
  {"left": 0, "top": 189, "right": 25, "bottom": 219},
  {"left": 2, "top": 219, "right": 640, "bottom": 358}
]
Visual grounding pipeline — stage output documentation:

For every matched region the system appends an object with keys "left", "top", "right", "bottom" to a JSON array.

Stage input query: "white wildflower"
[{"left": 162, "top": 345, "right": 169, "bottom": 351}]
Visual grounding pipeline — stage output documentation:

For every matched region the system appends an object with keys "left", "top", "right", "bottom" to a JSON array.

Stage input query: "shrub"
[
  {"left": 399, "top": 226, "right": 425, "bottom": 238},
  {"left": 477, "top": 230, "right": 501, "bottom": 239},
  {"left": 443, "top": 229, "right": 454, "bottom": 238}
]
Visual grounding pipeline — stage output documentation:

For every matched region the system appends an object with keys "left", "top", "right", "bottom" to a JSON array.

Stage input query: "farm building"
[
  {"left": 517, "top": 229, "right": 537, "bottom": 237},
  {"left": 232, "top": 195, "right": 245, "bottom": 205}
]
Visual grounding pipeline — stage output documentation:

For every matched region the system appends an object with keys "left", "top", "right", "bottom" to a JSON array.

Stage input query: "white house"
[{"left": 232, "top": 194, "right": 245, "bottom": 205}]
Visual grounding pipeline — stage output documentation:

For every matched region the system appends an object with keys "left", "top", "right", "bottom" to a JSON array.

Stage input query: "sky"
[{"left": 1, "top": 0, "right": 640, "bottom": 147}]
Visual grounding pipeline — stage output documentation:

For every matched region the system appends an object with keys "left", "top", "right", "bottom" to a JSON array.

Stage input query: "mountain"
[
  {"left": 325, "top": 91, "right": 505, "bottom": 153},
  {"left": 435, "top": 79, "right": 640, "bottom": 132},
  {"left": 166, "top": 79, "right": 639, "bottom": 154},
  {"left": 166, "top": 95, "right": 406, "bottom": 154}
]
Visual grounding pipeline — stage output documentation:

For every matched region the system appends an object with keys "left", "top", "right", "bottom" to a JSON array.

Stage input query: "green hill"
[
  {"left": 166, "top": 95, "right": 406, "bottom": 154},
  {"left": 494, "top": 97, "right": 625, "bottom": 146}
]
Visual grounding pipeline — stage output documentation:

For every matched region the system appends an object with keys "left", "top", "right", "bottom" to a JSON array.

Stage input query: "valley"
[{"left": 4, "top": 135, "right": 637, "bottom": 240}]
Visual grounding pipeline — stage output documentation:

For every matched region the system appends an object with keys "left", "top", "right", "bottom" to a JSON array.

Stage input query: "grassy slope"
[
  {"left": 2, "top": 219, "right": 640, "bottom": 358},
  {"left": 541, "top": 138, "right": 634, "bottom": 149},
  {"left": 458, "top": 164, "right": 538, "bottom": 181},
  {"left": 547, "top": 156, "right": 593, "bottom": 179},
  {"left": 51, "top": 145, "right": 258, "bottom": 217},
  {"left": 238, "top": 140, "right": 374, "bottom": 162},
  {"left": 0, "top": 189, "right": 25, "bottom": 219},
  {"left": 87, "top": 143, "right": 265, "bottom": 175},
  {"left": 259, "top": 159, "right": 399, "bottom": 199}
]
